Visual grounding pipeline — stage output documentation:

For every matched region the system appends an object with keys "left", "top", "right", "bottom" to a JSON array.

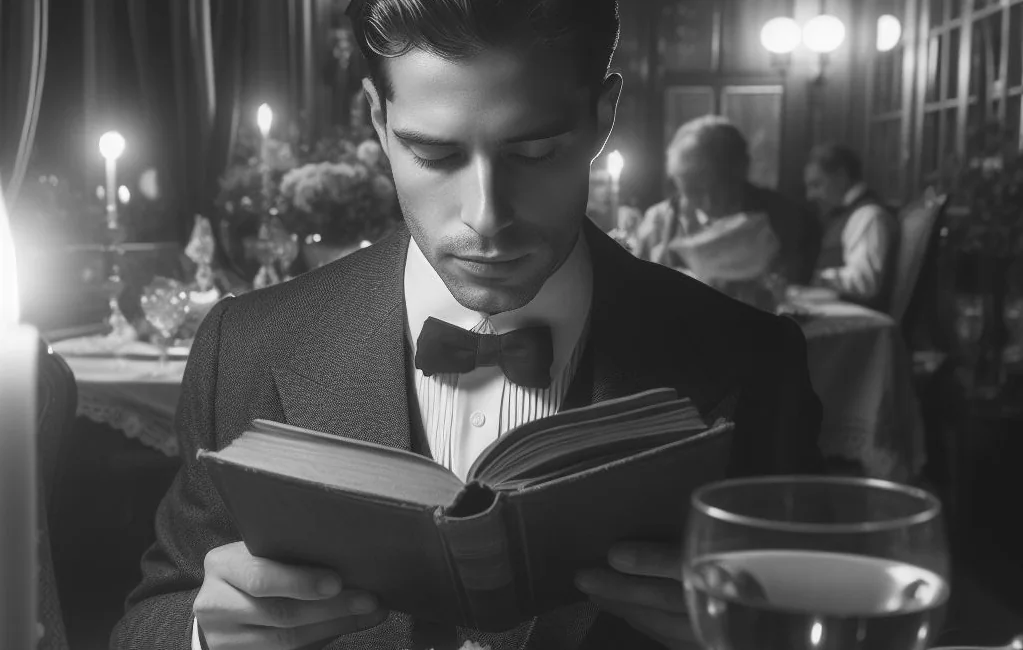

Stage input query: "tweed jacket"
[{"left": 111, "top": 221, "right": 824, "bottom": 650}]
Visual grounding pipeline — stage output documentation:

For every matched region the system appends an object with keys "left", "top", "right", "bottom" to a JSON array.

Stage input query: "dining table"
[{"left": 54, "top": 293, "right": 926, "bottom": 481}]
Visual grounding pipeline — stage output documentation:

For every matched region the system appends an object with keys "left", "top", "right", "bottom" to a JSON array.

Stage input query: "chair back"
[
  {"left": 890, "top": 188, "right": 949, "bottom": 326},
  {"left": 36, "top": 341, "right": 76, "bottom": 650}
]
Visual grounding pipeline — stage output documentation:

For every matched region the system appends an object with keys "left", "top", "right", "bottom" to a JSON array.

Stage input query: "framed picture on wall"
[
  {"left": 658, "top": 0, "right": 719, "bottom": 73},
  {"left": 721, "top": 85, "right": 784, "bottom": 189},
  {"left": 664, "top": 86, "right": 715, "bottom": 142}
]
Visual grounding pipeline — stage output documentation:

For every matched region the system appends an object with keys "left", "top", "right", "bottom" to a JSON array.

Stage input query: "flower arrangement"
[
  {"left": 215, "top": 122, "right": 402, "bottom": 272},
  {"left": 935, "top": 120, "right": 1023, "bottom": 256},
  {"left": 277, "top": 135, "right": 399, "bottom": 244}
]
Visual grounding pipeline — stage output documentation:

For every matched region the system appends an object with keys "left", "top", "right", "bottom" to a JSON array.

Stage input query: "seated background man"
[
  {"left": 805, "top": 143, "right": 899, "bottom": 312},
  {"left": 635, "top": 115, "right": 821, "bottom": 285}
]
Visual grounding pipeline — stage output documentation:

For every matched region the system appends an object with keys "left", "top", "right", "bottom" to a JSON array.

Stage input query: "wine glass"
[
  {"left": 683, "top": 476, "right": 950, "bottom": 650},
  {"left": 139, "top": 277, "right": 191, "bottom": 373}
]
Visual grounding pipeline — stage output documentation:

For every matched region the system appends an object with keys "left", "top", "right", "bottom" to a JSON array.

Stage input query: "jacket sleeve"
[{"left": 110, "top": 297, "right": 238, "bottom": 650}]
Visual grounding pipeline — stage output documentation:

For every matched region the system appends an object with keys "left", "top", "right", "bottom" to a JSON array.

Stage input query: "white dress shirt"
[
  {"left": 817, "top": 182, "right": 897, "bottom": 302},
  {"left": 192, "top": 234, "right": 593, "bottom": 647},
  {"left": 404, "top": 233, "right": 593, "bottom": 480}
]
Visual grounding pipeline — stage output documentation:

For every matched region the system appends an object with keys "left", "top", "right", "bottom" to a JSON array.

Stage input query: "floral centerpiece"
[
  {"left": 937, "top": 121, "right": 1023, "bottom": 257},
  {"left": 215, "top": 122, "right": 402, "bottom": 276},
  {"left": 934, "top": 120, "right": 1023, "bottom": 394},
  {"left": 277, "top": 132, "right": 400, "bottom": 266}
]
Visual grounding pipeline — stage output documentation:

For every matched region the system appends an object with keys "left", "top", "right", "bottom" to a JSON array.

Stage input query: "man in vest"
[{"left": 805, "top": 143, "right": 900, "bottom": 312}]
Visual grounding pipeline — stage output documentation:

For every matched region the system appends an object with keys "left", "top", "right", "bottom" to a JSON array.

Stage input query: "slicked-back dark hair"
[
  {"left": 346, "top": 0, "right": 620, "bottom": 102},
  {"left": 807, "top": 142, "right": 864, "bottom": 183}
]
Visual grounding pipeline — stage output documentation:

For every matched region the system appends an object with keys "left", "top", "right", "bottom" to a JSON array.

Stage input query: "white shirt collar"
[
  {"left": 404, "top": 233, "right": 592, "bottom": 378},
  {"left": 843, "top": 182, "right": 868, "bottom": 207}
]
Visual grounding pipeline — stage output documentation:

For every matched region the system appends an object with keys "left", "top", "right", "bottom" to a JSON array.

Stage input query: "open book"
[{"left": 198, "top": 388, "right": 735, "bottom": 631}]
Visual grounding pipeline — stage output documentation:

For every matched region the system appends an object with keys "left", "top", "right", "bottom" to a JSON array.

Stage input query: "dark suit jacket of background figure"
[
  {"left": 110, "top": 220, "right": 825, "bottom": 650},
  {"left": 644, "top": 182, "right": 822, "bottom": 285}
]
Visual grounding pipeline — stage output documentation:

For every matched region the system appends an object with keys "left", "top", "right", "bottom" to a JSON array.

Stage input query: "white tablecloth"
[
  {"left": 54, "top": 339, "right": 186, "bottom": 457},
  {"left": 799, "top": 300, "right": 925, "bottom": 481},
  {"left": 56, "top": 309, "right": 926, "bottom": 479}
]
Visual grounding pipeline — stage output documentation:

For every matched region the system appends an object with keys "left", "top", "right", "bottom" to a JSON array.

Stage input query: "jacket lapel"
[
  {"left": 273, "top": 227, "right": 414, "bottom": 451},
  {"left": 564, "top": 221, "right": 736, "bottom": 416}
]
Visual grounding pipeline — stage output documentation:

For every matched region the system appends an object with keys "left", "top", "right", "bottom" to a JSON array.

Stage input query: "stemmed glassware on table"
[
  {"left": 683, "top": 476, "right": 950, "bottom": 650},
  {"left": 139, "top": 277, "right": 191, "bottom": 374}
]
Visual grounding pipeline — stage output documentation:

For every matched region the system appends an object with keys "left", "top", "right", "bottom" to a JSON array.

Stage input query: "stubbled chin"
[{"left": 441, "top": 275, "right": 539, "bottom": 316}]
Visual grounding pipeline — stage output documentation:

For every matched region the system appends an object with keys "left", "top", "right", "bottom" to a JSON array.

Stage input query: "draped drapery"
[
  {"left": 127, "top": 0, "right": 248, "bottom": 244},
  {"left": 0, "top": 0, "right": 49, "bottom": 207}
]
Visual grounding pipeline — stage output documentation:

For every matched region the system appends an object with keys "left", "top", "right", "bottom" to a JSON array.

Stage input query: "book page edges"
[{"left": 197, "top": 450, "right": 461, "bottom": 510}]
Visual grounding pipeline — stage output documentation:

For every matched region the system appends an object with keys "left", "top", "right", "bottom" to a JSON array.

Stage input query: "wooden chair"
[
  {"left": 891, "top": 187, "right": 950, "bottom": 338},
  {"left": 35, "top": 340, "right": 77, "bottom": 650}
]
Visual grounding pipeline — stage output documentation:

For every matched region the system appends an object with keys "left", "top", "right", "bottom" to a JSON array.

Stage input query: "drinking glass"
[
  {"left": 140, "top": 277, "right": 191, "bottom": 373},
  {"left": 683, "top": 476, "right": 950, "bottom": 650}
]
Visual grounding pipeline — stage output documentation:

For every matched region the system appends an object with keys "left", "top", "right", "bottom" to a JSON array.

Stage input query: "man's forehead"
[{"left": 384, "top": 47, "right": 591, "bottom": 131}]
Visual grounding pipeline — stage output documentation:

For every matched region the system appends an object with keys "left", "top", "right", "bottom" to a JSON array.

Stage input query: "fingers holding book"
[
  {"left": 575, "top": 541, "right": 700, "bottom": 649},
  {"left": 194, "top": 541, "right": 386, "bottom": 650}
]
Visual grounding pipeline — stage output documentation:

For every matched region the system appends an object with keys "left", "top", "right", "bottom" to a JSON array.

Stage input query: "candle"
[
  {"left": 606, "top": 150, "right": 624, "bottom": 229},
  {"left": 257, "top": 104, "right": 274, "bottom": 208},
  {"left": 99, "top": 131, "right": 126, "bottom": 228},
  {"left": 0, "top": 184, "right": 39, "bottom": 650}
]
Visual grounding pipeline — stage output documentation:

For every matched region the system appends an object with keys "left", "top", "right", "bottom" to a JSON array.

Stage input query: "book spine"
[{"left": 435, "top": 489, "right": 521, "bottom": 632}]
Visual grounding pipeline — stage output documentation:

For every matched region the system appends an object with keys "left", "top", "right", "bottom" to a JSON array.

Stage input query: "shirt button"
[{"left": 470, "top": 411, "right": 486, "bottom": 428}]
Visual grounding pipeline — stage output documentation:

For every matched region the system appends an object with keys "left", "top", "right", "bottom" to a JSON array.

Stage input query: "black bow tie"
[{"left": 414, "top": 317, "right": 554, "bottom": 389}]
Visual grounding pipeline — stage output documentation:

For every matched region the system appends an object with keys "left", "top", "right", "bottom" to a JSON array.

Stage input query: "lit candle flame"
[
  {"left": 607, "top": 150, "right": 624, "bottom": 183},
  {"left": 0, "top": 186, "right": 20, "bottom": 326},
  {"left": 257, "top": 104, "right": 274, "bottom": 138}
]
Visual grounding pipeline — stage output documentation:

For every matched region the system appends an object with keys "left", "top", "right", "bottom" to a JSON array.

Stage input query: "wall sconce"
[
  {"left": 877, "top": 14, "right": 902, "bottom": 52},
  {"left": 803, "top": 14, "right": 846, "bottom": 81},
  {"left": 760, "top": 17, "right": 802, "bottom": 71}
]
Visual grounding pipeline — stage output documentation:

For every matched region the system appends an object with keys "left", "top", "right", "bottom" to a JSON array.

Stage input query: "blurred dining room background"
[{"left": 2, "top": 0, "right": 1023, "bottom": 648}]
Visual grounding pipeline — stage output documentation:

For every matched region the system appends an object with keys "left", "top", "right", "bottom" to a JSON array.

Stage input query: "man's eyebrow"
[{"left": 392, "top": 122, "right": 578, "bottom": 147}]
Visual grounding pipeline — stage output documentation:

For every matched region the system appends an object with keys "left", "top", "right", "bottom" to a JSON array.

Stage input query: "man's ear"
[
  {"left": 363, "top": 77, "right": 389, "bottom": 157},
  {"left": 592, "top": 72, "right": 623, "bottom": 161}
]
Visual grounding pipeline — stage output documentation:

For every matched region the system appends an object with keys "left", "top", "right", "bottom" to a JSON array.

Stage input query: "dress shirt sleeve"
[
  {"left": 634, "top": 200, "right": 672, "bottom": 263},
  {"left": 816, "top": 205, "right": 895, "bottom": 302}
]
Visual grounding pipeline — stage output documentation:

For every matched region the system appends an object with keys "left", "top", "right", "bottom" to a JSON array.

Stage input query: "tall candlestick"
[
  {"left": 257, "top": 104, "right": 274, "bottom": 210},
  {"left": 99, "top": 131, "right": 126, "bottom": 228},
  {"left": 607, "top": 150, "right": 624, "bottom": 229},
  {"left": 0, "top": 184, "right": 39, "bottom": 650}
]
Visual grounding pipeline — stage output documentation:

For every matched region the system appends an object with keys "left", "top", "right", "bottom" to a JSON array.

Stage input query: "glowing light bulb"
[
  {"left": 877, "top": 15, "right": 902, "bottom": 52},
  {"left": 803, "top": 14, "right": 846, "bottom": 54},
  {"left": 761, "top": 17, "right": 801, "bottom": 55}
]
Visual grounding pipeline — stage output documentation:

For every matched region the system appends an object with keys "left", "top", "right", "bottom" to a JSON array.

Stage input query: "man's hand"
[
  {"left": 194, "top": 541, "right": 387, "bottom": 650},
  {"left": 575, "top": 542, "right": 700, "bottom": 649}
]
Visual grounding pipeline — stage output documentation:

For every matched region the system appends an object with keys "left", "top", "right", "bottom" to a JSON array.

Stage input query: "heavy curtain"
[
  {"left": 127, "top": 0, "right": 248, "bottom": 244},
  {"left": 0, "top": 0, "right": 48, "bottom": 207}
]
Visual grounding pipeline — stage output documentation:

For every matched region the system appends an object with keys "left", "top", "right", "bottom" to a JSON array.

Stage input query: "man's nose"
[{"left": 460, "top": 155, "right": 512, "bottom": 238}]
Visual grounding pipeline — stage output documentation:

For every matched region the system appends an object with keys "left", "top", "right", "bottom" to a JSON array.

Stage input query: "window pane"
[
  {"left": 664, "top": 87, "right": 715, "bottom": 142},
  {"left": 930, "top": 0, "right": 945, "bottom": 27},
  {"left": 943, "top": 108, "right": 959, "bottom": 158},
  {"left": 948, "top": 28, "right": 960, "bottom": 99},
  {"left": 927, "top": 35, "right": 943, "bottom": 103},
  {"left": 949, "top": 0, "right": 962, "bottom": 20},
  {"left": 1008, "top": 95, "right": 1022, "bottom": 145},
  {"left": 922, "top": 110, "right": 940, "bottom": 178},
  {"left": 1011, "top": 5, "right": 1023, "bottom": 90},
  {"left": 721, "top": 86, "right": 784, "bottom": 189}
]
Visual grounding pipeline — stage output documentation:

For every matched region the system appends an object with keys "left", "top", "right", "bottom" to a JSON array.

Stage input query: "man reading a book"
[{"left": 113, "top": 1, "right": 824, "bottom": 649}]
